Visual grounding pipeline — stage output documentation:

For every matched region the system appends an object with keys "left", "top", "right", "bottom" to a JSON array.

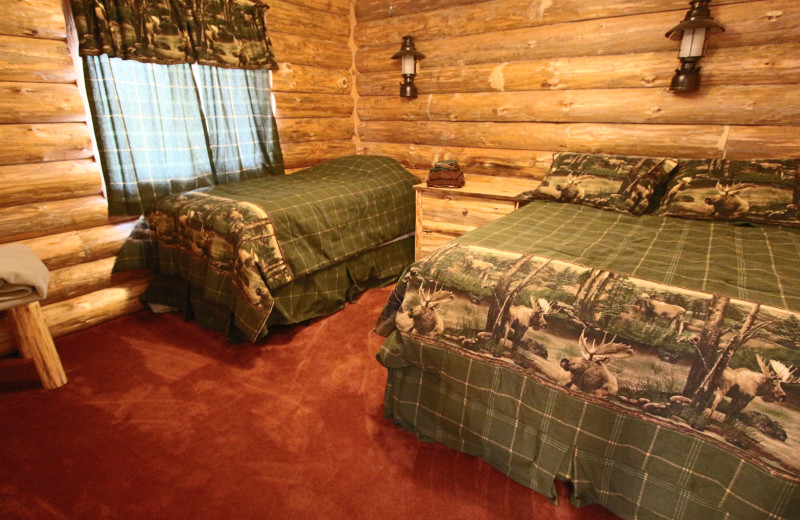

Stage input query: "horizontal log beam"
[
  {"left": 725, "top": 126, "right": 800, "bottom": 159},
  {"left": 0, "top": 35, "right": 75, "bottom": 83},
  {"left": 357, "top": 43, "right": 800, "bottom": 95},
  {"left": 359, "top": 120, "right": 728, "bottom": 159},
  {"left": 267, "top": 1, "right": 350, "bottom": 45},
  {"left": 44, "top": 256, "right": 154, "bottom": 305},
  {"left": 0, "top": 82, "right": 85, "bottom": 124},
  {"left": 359, "top": 124, "right": 800, "bottom": 160},
  {"left": 0, "top": 123, "right": 93, "bottom": 165},
  {"left": 355, "top": 0, "right": 485, "bottom": 22},
  {"left": 46, "top": 276, "right": 151, "bottom": 339},
  {"left": 0, "top": 275, "right": 152, "bottom": 356},
  {"left": 355, "top": 0, "right": 753, "bottom": 24},
  {"left": 356, "top": 142, "right": 552, "bottom": 178},
  {"left": 271, "top": 63, "right": 351, "bottom": 95},
  {"left": 19, "top": 220, "right": 137, "bottom": 271},
  {"left": 281, "top": 0, "right": 350, "bottom": 15},
  {"left": 0, "top": 0, "right": 66, "bottom": 40},
  {"left": 282, "top": 140, "right": 356, "bottom": 169},
  {"left": 0, "top": 276, "right": 153, "bottom": 356},
  {"left": 0, "top": 195, "right": 110, "bottom": 244},
  {"left": 355, "top": 1, "right": 800, "bottom": 73},
  {"left": 354, "top": 0, "right": 755, "bottom": 47},
  {"left": 271, "top": 32, "right": 352, "bottom": 70},
  {"left": 46, "top": 257, "right": 119, "bottom": 304},
  {"left": 273, "top": 92, "right": 353, "bottom": 119},
  {"left": 358, "top": 85, "right": 800, "bottom": 126},
  {"left": 0, "top": 159, "right": 101, "bottom": 208},
  {"left": 276, "top": 117, "right": 354, "bottom": 143}
]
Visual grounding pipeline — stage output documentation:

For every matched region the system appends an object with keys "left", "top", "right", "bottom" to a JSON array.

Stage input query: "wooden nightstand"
[{"left": 414, "top": 174, "right": 539, "bottom": 260}]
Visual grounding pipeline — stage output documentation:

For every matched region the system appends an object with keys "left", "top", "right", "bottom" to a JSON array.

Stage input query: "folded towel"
[
  {"left": 0, "top": 244, "right": 49, "bottom": 305},
  {"left": 432, "top": 160, "right": 460, "bottom": 171},
  {"left": 0, "top": 281, "right": 34, "bottom": 301},
  {"left": 427, "top": 178, "right": 465, "bottom": 188},
  {"left": 427, "top": 164, "right": 465, "bottom": 188}
]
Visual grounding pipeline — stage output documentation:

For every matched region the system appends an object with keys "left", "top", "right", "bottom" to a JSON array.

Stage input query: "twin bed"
[
  {"left": 117, "top": 154, "right": 418, "bottom": 342},
  {"left": 123, "top": 152, "right": 799, "bottom": 519}
]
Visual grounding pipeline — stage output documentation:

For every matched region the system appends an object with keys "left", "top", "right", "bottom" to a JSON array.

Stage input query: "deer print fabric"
[
  {"left": 517, "top": 152, "right": 679, "bottom": 216},
  {"left": 655, "top": 158, "right": 800, "bottom": 226},
  {"left": 375, "top": 215, "right": 800, "bottom": 486},
  {"left": 69, "top": 0, "right": 278, "bottom": 70}
]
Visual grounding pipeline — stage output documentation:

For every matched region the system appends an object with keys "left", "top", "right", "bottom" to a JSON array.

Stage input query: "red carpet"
[{"left": 0, "top": 286, "right": 620, "bottom": 520}]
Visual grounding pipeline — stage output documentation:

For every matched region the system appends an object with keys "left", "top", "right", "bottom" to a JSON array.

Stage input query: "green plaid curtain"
[
  {"left": 196, "top": 65, "right": 283, "bottom": 185},
  {"left": 84, "top": 55, "right": 284, "bottom": 216}
]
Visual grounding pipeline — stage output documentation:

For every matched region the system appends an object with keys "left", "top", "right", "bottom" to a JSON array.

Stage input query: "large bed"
[
  {"left": 374, "top": 154, "right": 800, "bottom": 520},
  {"left": 117, "top": 154, "right": 418, "bottom": 342}
]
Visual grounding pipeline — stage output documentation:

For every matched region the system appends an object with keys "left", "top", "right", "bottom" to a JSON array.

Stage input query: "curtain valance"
[{"left": 70, "top": 0, "right": 278, "bottom": 70}]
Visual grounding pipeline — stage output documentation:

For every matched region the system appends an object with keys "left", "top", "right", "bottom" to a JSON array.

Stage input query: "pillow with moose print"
[
  {"left": 516, "top": 152, "right": 679, "bottom": 216},
  {"left": 655, "top": 158, "right": 800, "bottom": 226}
]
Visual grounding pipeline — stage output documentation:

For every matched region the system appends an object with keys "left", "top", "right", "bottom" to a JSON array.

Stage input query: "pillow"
[
  {"left": 517, "top": 152, "right": 679, "bottom": 216},
  {"left": 655, "top": 159, "right": 800, "bottom": 226}
]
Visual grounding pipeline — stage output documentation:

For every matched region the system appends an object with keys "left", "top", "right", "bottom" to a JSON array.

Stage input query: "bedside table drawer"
[
  {"left": 417, "top": 229, "right": 460, "bottom": 259},
  {"left": 415, "top": 190, "right": 518, "bottom": 260},
  {"left": 418, "top": 191, "right": 516, "bottom": 230}
]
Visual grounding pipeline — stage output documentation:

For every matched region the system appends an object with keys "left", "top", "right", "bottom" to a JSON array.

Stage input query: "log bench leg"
[{"left": 7, "top": 301, "right": 67, "bottom": 389}]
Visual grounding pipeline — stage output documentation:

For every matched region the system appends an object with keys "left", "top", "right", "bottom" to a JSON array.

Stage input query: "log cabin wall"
[
  {"left": 353, "top": 0, "right": 800, "bottom": 183},
  {"left": 268, "top": 0, "right": 356, "bottom": 171},
  {"left": 0, "top": 0, "right": 357, "bottom": 355},
  {"left": 0, "top": 0, "right": 151, "bottom": 355}
]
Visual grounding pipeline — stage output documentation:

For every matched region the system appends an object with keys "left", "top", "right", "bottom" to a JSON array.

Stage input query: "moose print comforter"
[
  {"left": 118, "top": 155, "right": 418, "bottom": 341},
  {"left": 374, "top": 201, "right": 800, "bottom": 520}
]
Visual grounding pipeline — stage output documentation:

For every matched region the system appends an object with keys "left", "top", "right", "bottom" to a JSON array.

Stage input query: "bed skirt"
[
  {"left": 379, "top": 330, "right": 800, "bottom": 520},
  {"left": 142, "top": 236, "right": 414, "bottom": 342}
]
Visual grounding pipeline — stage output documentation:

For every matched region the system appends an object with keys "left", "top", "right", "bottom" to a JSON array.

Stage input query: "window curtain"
[
  {"left": 84, "top": 56, "right": 283, "bottom": 216},
  {"left": 195, "top": 65, "right": 283, "bottom": 186},
  {"left": 73, "top": 0, "right": 283, "bottom": 217}
]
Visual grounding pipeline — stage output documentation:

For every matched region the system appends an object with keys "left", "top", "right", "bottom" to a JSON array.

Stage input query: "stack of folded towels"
[{"left": 426, "top": 159, "right": 465, "bottom": 188}]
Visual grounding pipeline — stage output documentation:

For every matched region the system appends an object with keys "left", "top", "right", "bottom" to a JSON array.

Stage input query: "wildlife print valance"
[{"left": 70, "top": 0, "right": 278, "bottom": 69}]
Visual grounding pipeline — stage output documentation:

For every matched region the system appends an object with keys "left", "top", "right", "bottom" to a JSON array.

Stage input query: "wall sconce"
[
  {"left": 391, "top": 35, "right": 425, "bottom": 98},
  {"left": 665, "top": 0, "right": 724, "bottom": 92}
]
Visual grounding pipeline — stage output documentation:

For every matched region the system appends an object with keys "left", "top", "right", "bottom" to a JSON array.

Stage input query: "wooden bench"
[{"left": 0, "top": 245, "right": 66, "bottom": 389}]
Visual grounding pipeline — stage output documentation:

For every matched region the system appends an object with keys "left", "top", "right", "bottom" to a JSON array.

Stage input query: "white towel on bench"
[{"left": 0, "top": 244, "right": 49, "bottom": 309}]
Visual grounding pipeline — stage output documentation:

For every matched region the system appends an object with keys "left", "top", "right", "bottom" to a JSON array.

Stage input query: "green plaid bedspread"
[
  {"left": 118, "top": 155, "right": 417, "bottom": 340},
  {"left": 375, "top": 201, "right": 800, "bottom": 520},
  {"left": 458, "top": 201, "right": 800, "bottom": 312}
]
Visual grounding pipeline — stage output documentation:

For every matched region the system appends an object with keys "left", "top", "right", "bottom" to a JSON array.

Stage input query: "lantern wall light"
[
  {"left": 665, "top": 0, "right": 724, "bottom": 92},
  {"left": 391, "top": 35, "right": 425, "bottom": 98}
]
